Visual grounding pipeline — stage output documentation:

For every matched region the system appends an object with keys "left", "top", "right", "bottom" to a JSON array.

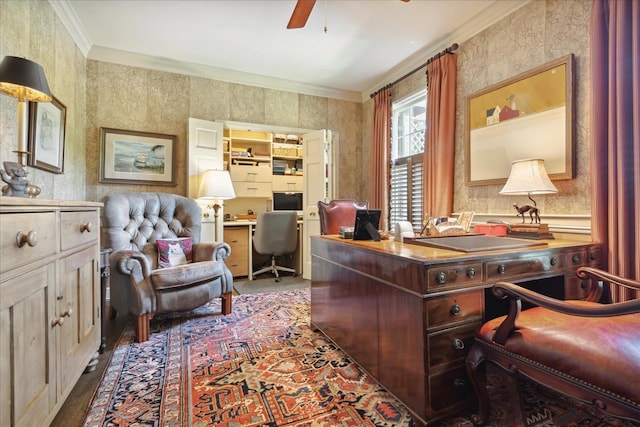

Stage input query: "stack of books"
[{"left": 508, "top": 223, "right": 554, "bottom": 239}]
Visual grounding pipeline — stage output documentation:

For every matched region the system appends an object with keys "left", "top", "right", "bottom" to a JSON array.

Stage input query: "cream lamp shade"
[
  {"left": 197, "top": 170, "right": 236, "bottom": 200},
  {"left": 499, "top": 158, "right": 558, "bottom": 196}
]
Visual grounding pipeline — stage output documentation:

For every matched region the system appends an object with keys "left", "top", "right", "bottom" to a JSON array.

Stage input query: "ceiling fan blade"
[{"left": 287, "top": 0, "right": 316, "bottom": 29}]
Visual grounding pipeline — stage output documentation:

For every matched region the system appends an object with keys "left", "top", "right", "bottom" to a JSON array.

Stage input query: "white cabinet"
[
  {"left": 227, "top": 129, "right": 273, "bottom": 198},
  {"left": 0, "top": 199, "right": 102, "bottom": 427}
]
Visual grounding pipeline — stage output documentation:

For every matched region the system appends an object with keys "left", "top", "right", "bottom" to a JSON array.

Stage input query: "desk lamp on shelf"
[
  {"left": 0, "top": 56, "right": 53, "bottom": 197},
  {"left": 197, "top": 169, "right": 236, "bottom": 242},
  {"left": 499, "top": 158, "right": 558, "bottom": 239}
]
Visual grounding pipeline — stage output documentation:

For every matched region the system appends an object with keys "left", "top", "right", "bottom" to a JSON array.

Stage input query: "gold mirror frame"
[{"left": 465, "top": 54, "right": 575, "bottom": 186}]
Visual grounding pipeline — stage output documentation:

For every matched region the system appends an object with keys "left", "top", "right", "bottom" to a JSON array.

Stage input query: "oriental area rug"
[{"left": 83, "top": 289, "right": 634, "bottom": 427}]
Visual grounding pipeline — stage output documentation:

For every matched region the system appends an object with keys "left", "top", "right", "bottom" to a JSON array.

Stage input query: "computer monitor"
[
  {"left": 273, "top": 192, "right": 303, "bottom": 212},
  {"left": 353, "top": 209, "right": 382, "bottom": 241}
]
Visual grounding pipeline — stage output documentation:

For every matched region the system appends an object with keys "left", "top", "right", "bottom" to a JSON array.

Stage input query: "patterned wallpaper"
[
  {"left": 2, "top": 0, "right": 590, "bottom": 218},
  {"left": 363, "top": 0, "right": 592, "bottom": 218}
]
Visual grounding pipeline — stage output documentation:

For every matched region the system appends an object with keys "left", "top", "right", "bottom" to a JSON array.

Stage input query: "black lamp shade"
[{"left": 0, "top": 56, "right": 52, "bottom": 102}]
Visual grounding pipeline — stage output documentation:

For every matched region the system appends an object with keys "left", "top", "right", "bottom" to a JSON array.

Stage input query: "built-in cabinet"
[
  {"left": 224, "top": 128, "right": 304, "bottom": 200},
  {"left": 0, "top": 198, "right": 102, "bottom": 427}
]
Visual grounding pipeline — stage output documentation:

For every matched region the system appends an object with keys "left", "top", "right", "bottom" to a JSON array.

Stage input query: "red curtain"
[
  {"left": 423, "top": 54, "right": 457, "bottom": 218},
  {"left": 590, "top": 0, "right": 640, "bottom": 300},
  {"left": 370, "top": 87, "right": 391, "bottom": 229}
]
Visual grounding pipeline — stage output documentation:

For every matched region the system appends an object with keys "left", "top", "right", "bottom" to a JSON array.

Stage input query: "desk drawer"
[
  {"left": 234, "top": 182, "right": 272, "bottom": 198},
  {"left": 60, "top": 210, "right": 99, "bottom": 251},
  {"left": 428, "top": 365, "right": 475, "bottom": 413},
  {"left": 427, "top": 262, "right": 483, "bottom": 290},
  {"left": 230, "top": 166, "right": 271, "bottom": 183},
  {"left": 224, "top": 227, "right": 249, "bottom": 277},
  {"left": 425, "top": 290, "right": 483, "bottom": 330},
  {"left": 427, "top": 322, "right": 481, "bottom": 369},
  {"left": 567, "top": 247, "right": 602, "bottom": 267},
  {"left": 486, "top": 253, "right": 564, "bottom": 281},
  {"left": 0, "top": 212, "right": 56, "bottom": 274}
]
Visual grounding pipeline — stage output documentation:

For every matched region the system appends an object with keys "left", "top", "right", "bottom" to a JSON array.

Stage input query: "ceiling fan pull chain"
[{"left": 324, "top": 0, "right": 327, "bottom": 33}]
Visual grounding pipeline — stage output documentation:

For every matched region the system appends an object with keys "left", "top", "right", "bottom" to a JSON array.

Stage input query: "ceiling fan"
[{"left": 287, "top": 0, "right": 410, "bottom": 30}]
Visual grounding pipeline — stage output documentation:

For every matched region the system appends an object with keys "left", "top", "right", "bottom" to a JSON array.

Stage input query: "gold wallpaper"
[{"left": 2, "top": 0, "right": 590, "bottom": 218}]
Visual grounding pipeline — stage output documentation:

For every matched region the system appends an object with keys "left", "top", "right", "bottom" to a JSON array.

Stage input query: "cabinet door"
[
  {"left": 0, "top": 264, "right": 56, "bottom": 427},
  {"left": 224, "top": 227, "right": 249, "bottom": 277},
  {"left": 58, "top": 245, "right": 100, "bottom": 398}
]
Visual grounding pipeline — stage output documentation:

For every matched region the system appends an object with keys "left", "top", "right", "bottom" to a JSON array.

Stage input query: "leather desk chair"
[
  {"left": 252, "top": 211, "right": 298, "bottom": 281},
  {"left": 101, "top": 192, "right": 234, "bottom": 342},
  {"left": 317, "top": 199, "right": 369, "bottom": 235}
]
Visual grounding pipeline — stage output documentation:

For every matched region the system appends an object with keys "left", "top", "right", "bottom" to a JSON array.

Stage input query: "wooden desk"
[
  {"left": 310, "top": 235, "right": 602, "bottom": 426},
  {"left": 224, "top": 220, "right": 303, "bottom": 279}
]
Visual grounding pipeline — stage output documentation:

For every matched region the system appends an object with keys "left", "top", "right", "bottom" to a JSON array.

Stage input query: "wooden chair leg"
[
  {"left": 135, "top": 313, "right": 151, "bottom": 343},
  {"left": 466, "top": 343, "right": 489, "bottom": 426},
  {"left": 109, "top": 306, "right": 117, "bottom": 319},
  {"left": 221, "top": 292, "right": 232, "bottom": 315}
]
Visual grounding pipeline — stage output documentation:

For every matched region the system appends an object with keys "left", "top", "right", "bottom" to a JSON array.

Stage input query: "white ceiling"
[{"left": 54, "top": 0, "right": 527, "bottom": 102}]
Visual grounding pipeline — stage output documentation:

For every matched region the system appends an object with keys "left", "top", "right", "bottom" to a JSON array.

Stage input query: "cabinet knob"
[
  {"left": 466, "top": 267, "right": 476, "bottom": 278},
  {"left": 589, "top": 252, "right": 598, "bottom": 261},
  {"left": 80, "top": 222, "right": 92, "bottom": 233},
  {"left": 51, "top": 317, "right": 64, "bottom": 327},
  {"left": 62, "top": 308, "right": 73, "bottom": 318},
  {"left": 498, "top": 264, "right": 506, "bottom": 274},
  {"left": 436, "top": 272, "right": 447, "bottom": 284},
  {"left": 581, "top": 280, "right": 588, "bottom": 289},
  {"left": 450, "top": 303, "right": 461, "bottom": 315},
  {"left": 572, "top": 254, "right": 580, "bottom": 264},
  {"left": 16, "top": 230, "right": 38, "bottom": 248},
  {"left": 452, "top": 338, "right": 465, "bottom": 350},
  {"left": 453, "top": 378, "right": 467, "bottom": 389},
  {"left": 550, "top": 257, "right": 558, "bottom": 266},
  {"left": 309, "top": 211, "right": 316, "bottom": 217}
]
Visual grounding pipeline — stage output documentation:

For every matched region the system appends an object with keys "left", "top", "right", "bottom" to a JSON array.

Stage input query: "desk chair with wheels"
[
  {"left": 317, "top": 199, "right": 369, "bottom": 235},
  {"left": 252, "top": 211, "right": 298, "bottom": 281}
]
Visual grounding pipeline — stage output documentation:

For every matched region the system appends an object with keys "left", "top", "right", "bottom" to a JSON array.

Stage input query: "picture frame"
[
  {"left": 465, "top": 54, "right": 575, "bottom": 186},
  {"left": 99, "top": 127, "right": 177, "bottom": 185},
  {"left": 28, "top": 95, "right": 66, "bottom": 173}
]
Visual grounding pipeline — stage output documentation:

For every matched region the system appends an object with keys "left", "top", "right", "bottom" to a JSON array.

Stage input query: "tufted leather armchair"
[
  {"left": 101, "top": 192, "right": 233, "bottom": 342},
  {"left": 317, "top": 199, "right": 369, "bottom": 235}
]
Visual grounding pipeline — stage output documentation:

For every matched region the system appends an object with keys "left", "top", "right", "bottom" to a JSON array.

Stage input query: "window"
[{"left": 390, "top": 90, "right": 426, "bottom": 231}]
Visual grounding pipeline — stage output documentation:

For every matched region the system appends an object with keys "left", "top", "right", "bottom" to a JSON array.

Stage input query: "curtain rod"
[{"left": 369, "top": 43, "right": 458, "bottom": 98}]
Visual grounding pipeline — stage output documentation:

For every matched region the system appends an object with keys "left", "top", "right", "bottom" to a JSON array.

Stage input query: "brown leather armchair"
[
  {"left": 317, "top": 199, "right": 368, "bottom": 235},
  {"left": 466, "top": 267, "right": 640, "bottom": 425},
  {"left": 101, "top": 192, "right": 233, "bottom": 342}
]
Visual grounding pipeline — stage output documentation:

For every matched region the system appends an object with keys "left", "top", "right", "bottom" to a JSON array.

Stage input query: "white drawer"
[
  {"left": 0, "top": 212, "right": 56, "bottom": 274},
  {"left": 273, "top": 175, "right": 303, "bottom": 192},
  {"left": 230, "top": 166, "right": 271, "bottom": 183},
  {"left": 233, "top": 181, "right": 272, "bottom": 198}
]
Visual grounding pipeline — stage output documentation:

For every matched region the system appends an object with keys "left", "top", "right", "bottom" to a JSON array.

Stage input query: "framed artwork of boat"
[{"left": 100, "top": 127, "right": 177, "bottom": 185}]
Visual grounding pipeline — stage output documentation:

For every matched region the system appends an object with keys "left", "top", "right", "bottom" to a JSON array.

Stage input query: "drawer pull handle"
[
  {"left": 572, "top": 254, "right": 580, "bottom": 263},
  {"left": 550, "top": 257, "right": 558, "bottom": 266},
  {"left": 466, "top": 267, "right": 476, "bottom": 278},
  {"left": 581, "top": 280, "right": 588, "bottom": 289},
  {"left": 498, "top": 264, "right": 506, "bottom": 274},
  {"left": 450, "top": 303, "right": 461, "bottom": 316},
  {"left": 589, "top": 252, "right": 598, "bottom": 261},
  {"left": 80, "top": 222, "right": 92, "bottom": 233},
  {"left": 452, "top": 338, "right": 465, "bottom": 350},
  {"left": 51, "top": 316, "right": 64, "bottom": 327},
  {"left": 453, "top": 378, "right": 467, "bottom": 389},
  {"left": 436, "top": 272, "right": 447, "bottom": 284},
  {"left": 62, "top": 308, "right": 73, "bottom": 318},
  {"left": 16, "top": 231, "right": 38, "bottom": 248}
]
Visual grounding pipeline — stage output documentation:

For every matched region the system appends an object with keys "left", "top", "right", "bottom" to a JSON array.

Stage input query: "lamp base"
[{"left": 508, "top": 223, "right": 554, "bottom": 240}]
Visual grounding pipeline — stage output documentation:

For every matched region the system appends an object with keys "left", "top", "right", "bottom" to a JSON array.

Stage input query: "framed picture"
[
  {"left": 28, "top": 95, "right": 66, "bottom": 173},
  {"left": 465, "top": 54, "right": 575, "bottom": 186},
  {"left": 100, "top": 127, "right": 177, "bottom": 185}
]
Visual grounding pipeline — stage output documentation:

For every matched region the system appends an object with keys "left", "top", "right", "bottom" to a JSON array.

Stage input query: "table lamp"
[
  {"left": 0, "top": 56, "right": 52, "bottom": 197},
  {"left": 197, "top": 169, "right": 236, "bottom": 241},
  {"left": 499, "top": 158, "right": 558, "bottom": 239}
]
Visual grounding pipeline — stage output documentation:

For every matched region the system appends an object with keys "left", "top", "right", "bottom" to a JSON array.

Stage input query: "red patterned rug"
[{"left": 83, "top": 289, "right": 634, "bottom": 426}]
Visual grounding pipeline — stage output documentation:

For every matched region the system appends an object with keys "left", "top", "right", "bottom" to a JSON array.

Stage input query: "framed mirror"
[{"left": 465, "top": 54, "right": 575, "bottom": 186}]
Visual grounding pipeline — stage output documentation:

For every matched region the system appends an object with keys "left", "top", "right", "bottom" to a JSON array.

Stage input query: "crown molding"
[
  {"left": 87, "top": 46, "right": 362, "bottom": 103},
  {"left": 48, "top": 0, "right": 92, "bottom": 56},
  {"left": 361, "top": 0, "right": 531, "bottom": 102}
]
